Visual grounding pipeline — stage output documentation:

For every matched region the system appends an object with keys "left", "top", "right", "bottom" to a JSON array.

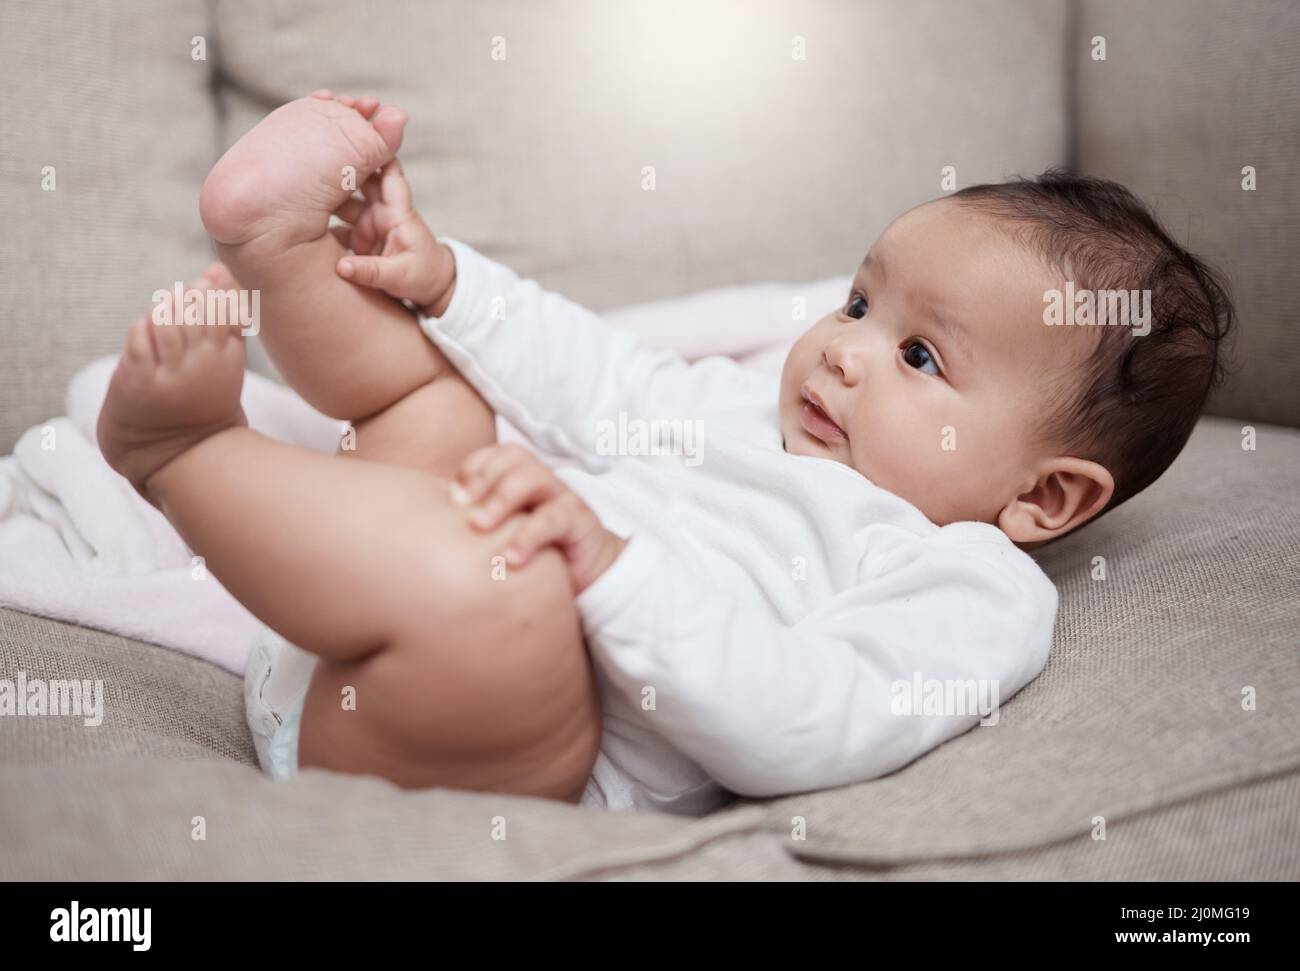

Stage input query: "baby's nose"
[{"left": 823, "top": 336, "right": 865, "bottom": 383}]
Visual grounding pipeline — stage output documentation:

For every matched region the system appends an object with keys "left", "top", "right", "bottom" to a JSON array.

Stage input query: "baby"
[{"left": 96, "top": 92, "right": 1232, "bottom": 814}]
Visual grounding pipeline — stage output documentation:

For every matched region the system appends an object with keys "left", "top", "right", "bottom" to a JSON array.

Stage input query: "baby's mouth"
[{"left": 799, "top": 385, "right": 847, "bottom": 443}]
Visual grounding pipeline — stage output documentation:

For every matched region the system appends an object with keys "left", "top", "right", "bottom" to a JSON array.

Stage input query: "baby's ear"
[{"left": 996, "top": 457, "right": 1114, "bottom": 544}]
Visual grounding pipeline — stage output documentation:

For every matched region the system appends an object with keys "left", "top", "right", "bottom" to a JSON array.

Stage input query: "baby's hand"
[
  {"left": 452, "top": 444, "right": 627, "bottom": 594},
  {"left": 332, "top": 158, "right": 456, "bottom": 316}
]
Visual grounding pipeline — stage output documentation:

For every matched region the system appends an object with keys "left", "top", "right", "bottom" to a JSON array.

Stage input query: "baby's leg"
[
  {"left": 166, "top": 431, "right": 597, "bottom": 798},
  {"left": 200, "top": 92, "right": 493, "bottom": 476},
  {"left": 97, "top": 291, "right": 600, "bottom": 801}
]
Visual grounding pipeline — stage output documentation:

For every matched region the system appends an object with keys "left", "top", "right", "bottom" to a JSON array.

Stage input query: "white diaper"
[
  {"left": 242, "top": 628, "right": 609, "bottom": 808},
  {"left": 243, "top": 628, "right": 316, "bottom": 779}
]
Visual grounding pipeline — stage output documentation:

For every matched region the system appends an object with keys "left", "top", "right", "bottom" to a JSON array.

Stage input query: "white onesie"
[{"left": 403, "top": 237, "right": 1060, "bottom": 816}]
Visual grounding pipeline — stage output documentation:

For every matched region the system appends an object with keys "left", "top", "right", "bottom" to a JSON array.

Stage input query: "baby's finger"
[
  {"left": 457, "top": 444, "right": 533, "bottom": 505},
  {"left": 379, "top": 159, "right": 412, "bottom": 211},
  {"left": 349, "top": 209, "right": 377, "bottom": 256},
  {"left": 455, "top": 444, "right": 500, "bottom": 487},
  {"left": 333, "top": 195, "right": 366, "bottom": 225},
  {"left": 504, "top": 500, "right": 573, "bottom": 567},
  {"left": 469, "top": 464, "right": 559, "bottom": 530},
  {"left": 360, "top": 172, "right": 383, "bottom": 205},
  {"left": 329, "top": 225, "right": 352, "bottom": 250},
  {"left": 336, "top": 253, "right": 409, "bottom": 294}
]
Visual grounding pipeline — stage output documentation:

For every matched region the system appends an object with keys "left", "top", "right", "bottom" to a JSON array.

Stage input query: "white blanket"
[{"left": 0, "top": 274, "right": 847, "bottom": 674}]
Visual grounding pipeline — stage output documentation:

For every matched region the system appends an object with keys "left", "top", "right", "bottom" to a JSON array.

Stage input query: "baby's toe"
[
  {"left": 203, "top": 262, "right": 239, "bottom": 290},
  {"left": 311, "top": 88, "right": 333, "bottom": 100},
  {"left": 183, "top": 270, "right": 213, "bottom": 292},
  {"left": 151, "top": 313, "right": 186, "bottom": 366},
  {"left": 125, "top": 315, "right": 156, "bottom": 366},
  {"left": 213, "top": 296, "right": 243, "bottom": 341},
  {"left": 152, "top": 326, "right": 184, "bottom": 366},
  {"left": 370, "top": 104, "right": 407, "bottom": 154},
  {"left": 189, "top": 309, "right": 220, "bottom": 346}
]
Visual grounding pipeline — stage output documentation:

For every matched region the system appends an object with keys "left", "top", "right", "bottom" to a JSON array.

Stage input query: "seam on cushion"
[
  {"left": 774, "top": 749, "right": 1300, "bottom": 867},
  {"left": 527, "top": 806, "right": 771, "bottom": 881}
]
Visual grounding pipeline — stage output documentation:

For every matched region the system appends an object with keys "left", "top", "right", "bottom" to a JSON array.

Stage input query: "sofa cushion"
[
  {"left": 801, "top": 768, "right": 1300, "bottom": 880},
  {"left": 0, "top": 757, "right": 794, "bottom": 880},
  {"left": 0, "top": 608, "right": 807, "bottom": 880},
  {"left": 0, "top": 608, "right": 255, "bottom": 766},
  {"left": 211, "top": 0, "right": 1068, "bottom": 313},
  {"left": 745, "top": 416, "right": 1300, "bottom": 868},
  {"left": 1074, "top": 0, "right": 1300, "bottom": 427},
  {"left": 0, "top": 0, "right": 219, "bottom": 451}
]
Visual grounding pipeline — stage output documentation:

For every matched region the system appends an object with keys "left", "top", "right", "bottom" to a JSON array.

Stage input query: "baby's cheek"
[
  {"left": 851, "top": 429, "right": 911, "bottom": 491},
  {"left": 931, "top": 427, "right": 1006, "bottom": 521},
  {"left": 862, "top": 423, "right": 963, "bottom": 513}
]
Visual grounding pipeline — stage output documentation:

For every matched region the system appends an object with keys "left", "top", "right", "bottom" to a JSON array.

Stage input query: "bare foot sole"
[
  {"left": 199, "top": 90, "right": 407, "bottom": 256},
  {"left": 97, "top": 264, "right": 249, "bottom": 504}
]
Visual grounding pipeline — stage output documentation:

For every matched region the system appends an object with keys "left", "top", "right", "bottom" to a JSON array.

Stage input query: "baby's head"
[{"left": 779, "top": 171, "right": 1233, "bottom": 545}]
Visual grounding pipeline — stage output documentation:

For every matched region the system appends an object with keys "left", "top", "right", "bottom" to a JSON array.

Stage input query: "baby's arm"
[
  {"left": 572, "top": 530, "right": 1058, "bottom": 798},
  {"left": 336, "top": 166, "right": 761, "bottom": 466}
]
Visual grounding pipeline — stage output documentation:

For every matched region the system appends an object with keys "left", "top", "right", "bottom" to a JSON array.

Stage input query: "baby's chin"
[
  {"left": 780, "top": 409, "right": 877, "bottom": 480},
  {"left": 780, "top": 413, "right": 841, "bottom": 462}
]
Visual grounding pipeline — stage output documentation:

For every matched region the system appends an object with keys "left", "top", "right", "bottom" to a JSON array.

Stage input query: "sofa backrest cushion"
[
  {"left": 1074, "top": 0, "right": 1300, "bottom": 427},
  {"left": 0, "top": 0, "right": 218, "bottom": 450},
  {"left": 211, "top": 0, "right": 1069, "bottom": 311}
]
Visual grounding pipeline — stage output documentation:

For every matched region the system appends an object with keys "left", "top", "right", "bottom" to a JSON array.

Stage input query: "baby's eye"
[
  {"left": 843, "top": 293, "right": 869, "bottom": 319},
  {"left": 901, "top": 340, "right": 940, "bottom": 375}
]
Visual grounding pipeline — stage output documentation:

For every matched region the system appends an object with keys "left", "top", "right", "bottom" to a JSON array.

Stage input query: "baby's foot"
[
  {"left": 97, "top": 265, "right": 249, "bottom": 504},
  {"left": 199, "top": 90, "right": 407, "bottom": 254}
]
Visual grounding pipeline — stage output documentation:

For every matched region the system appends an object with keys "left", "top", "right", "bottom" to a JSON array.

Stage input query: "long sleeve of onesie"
[{"left": 419, "top": 237, "right": 758, "bottom": 469}]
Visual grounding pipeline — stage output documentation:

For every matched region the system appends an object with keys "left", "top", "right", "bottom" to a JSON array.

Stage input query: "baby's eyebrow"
[
  {"left": 859, "top": 252, "right": 883, "bottom": 282},
  {"left": 860, "top": 252, "right": 969, "bottom": 360},
  {"left": 923, "top": 301, "right": 971, "bottom": 361}
]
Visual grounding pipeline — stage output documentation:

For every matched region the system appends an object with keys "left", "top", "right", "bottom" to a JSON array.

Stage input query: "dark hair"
[{"left": 951, "top": 170, "right": 1234, "bottom": 518}]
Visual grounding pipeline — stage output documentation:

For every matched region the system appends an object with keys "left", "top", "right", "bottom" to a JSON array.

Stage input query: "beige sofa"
[{"left": 2, "top": 0, "right": 1297, "bottom": 880}]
